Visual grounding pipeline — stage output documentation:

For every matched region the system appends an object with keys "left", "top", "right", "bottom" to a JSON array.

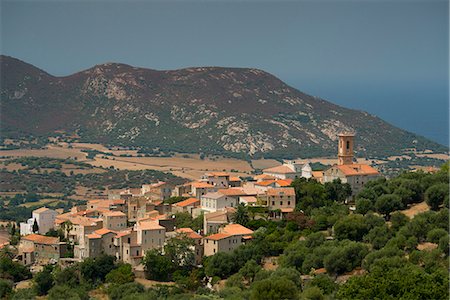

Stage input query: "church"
[{"left": 323, "top": 133, "right": 381, "bottom": 200}]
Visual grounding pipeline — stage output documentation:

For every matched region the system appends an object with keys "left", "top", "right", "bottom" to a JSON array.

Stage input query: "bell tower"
[{"left": 338, "top": 133, "right": 354, "bottom": 165}]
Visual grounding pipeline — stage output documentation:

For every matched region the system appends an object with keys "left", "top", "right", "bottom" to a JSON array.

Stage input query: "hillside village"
[{"left": 8, "top": 134, "right": 381, "bottom": 269}]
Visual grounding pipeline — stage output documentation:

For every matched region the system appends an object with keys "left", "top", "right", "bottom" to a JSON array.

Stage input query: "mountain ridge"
[{"left": 0, "top": 55, "right": 446, "bottom": 159}]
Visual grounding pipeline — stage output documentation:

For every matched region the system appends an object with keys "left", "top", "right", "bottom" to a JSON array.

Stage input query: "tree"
[
  {"left": 143, "top": 249, "right": 173, "bottom": 281},
  {"left": 301, "top": 286, "right": 324, "bottom": 300},
  {"left": 80, "top": 255, "right": 116, "bottom": 284},
  {"left": 0, "top": 255, "right": 32, "bottom": 282},
  {"left": 324, "top": 179, "right": 352, "bottom": 203},
  {"left": 426, "top": 228, "right": 448, "bottom": 244},
  {"left": 48, "top": 285, "right": 89, "bottom": 300},
  {"left": 238, "top": 260, "right": 261, "bottom": 284},
  {"left": 363, "top": 225, "right": 392, "bottom": 250},
  {"left": 355, "top": 198, "right": 374, "bottom": 215},
  {"left": 0, "top": 279, "right": 13, "bottom": 299},
  {"left": 324, "top": 242, "right": 368, "bottom": 275},
  {"left": 107, "top": 282, "right": 145, "bottom": 300},
  {"left": 390, "top": 212, "right": 409, "bottom": 231},
  {"left": 164, "top": 235, "right": 195, "bottom": 268},
  {"left": 337, "top": 263, "right": 449, "bottom": 300},
  {"left": 32, "top": 218, "right": 39, "bottom": 233},
  {"left": 105, "top": 264, "right": 135, "bottom": 285},
  {"left": 333, "top": 214, "right": 368, "bottom": 241},
  {"left": 34, "top": 265, "right": 54, "bottom": 296},
  {"left": 232, "top": 204, "right": 250, "bottom": 227},
  {"left": 374, "top": 194, "right": 403, "bottom": 219},
  {"left": 425, "top": 183, "right": 449, "bottom": 210},
  {"left": 250, "top": 277, "right": 299, "bottom": 300}
]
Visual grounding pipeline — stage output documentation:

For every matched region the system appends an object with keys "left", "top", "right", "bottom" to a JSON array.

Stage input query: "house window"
[
  {"left": 288, "top": 201, "right": 291, "bottom": 205},
  {"left": 128, "top": 238, "right": 131, "bottom": 243},
  {"left": 272, "top": 201, "right": 275, "bottom": 206},
  {"left": 280, "top": 201, "right": 283, "bottom": 206},
  {"left": 346, "top": 141, "right": 350, "bottom": 149}
]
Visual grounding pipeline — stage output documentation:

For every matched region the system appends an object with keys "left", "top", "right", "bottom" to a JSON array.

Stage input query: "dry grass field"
[
  {"left": 401, "top": 201, "right": 430, "bottom": 219},
  {"left": 0, "top": 143, "right": 254, "bottom": 180}
]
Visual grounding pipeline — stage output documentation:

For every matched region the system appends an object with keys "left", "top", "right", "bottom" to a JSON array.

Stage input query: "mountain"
[{"left": 0, "top": 55, "right": 446, "bottom": 159}]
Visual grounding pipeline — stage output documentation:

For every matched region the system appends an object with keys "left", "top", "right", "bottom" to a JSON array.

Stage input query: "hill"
[{"left": 0, "top": 55, "right": 446, "bottom": 159}]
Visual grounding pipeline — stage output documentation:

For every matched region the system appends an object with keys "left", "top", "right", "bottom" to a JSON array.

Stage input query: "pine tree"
[{"left": 32, "top": 219, "right": 39, "bottom": 233}]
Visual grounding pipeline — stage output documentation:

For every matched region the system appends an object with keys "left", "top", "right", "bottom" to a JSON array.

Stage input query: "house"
[
  {"left": 191, "top": 182, "right": 217, "bottom": 199},
  {"left": 200, "top": 192, "right": 239, "bottom": 212},
  {"left": 142, "top": 182, "right": 173, "bottom": 201},
  {"left": 18, "top": 234, "right": 64, "bottom": 265},
  {"left": 266, "top": 187, "right": 296, "bottom": 216},
  {"left": 203, "top": 208, "right": 235, "bottom": 235},
  {"left": 173, "top": 228, "right": 203, "bottom": 264},
  {"left": 171, "top": 182, "right": 192, "bottom": 197},
  {"left": 172, "top": 197, "right": 200, "bottom": 214},
  {"left": 202, "top": 172, "right": 231, "bottom": 188},
  {"left": 323, "top": 133, "right": 381, "bottom": 199},
  {"left": 312, "top": 171, "right": 324, "bottom": 183},
  {"left": 204, "top": 224, "right": 253, "bottom": 256},
  {"left": 55, "top": 215, "right": 103, "bottom": 245},
  {"left": 262, "top": 161, "right": 311, "bottom": 180},
  {"left": 87, "top": 199, "right": 126, "bottom": 213},
  {"left": 239, "top": 196, "right": 258, "bottom": 206},
  {"left": 102, "top": 211, "right": 127, "bottom": 231},
  {"left": 20, "top": 207, "right": 59, "bottom": 236},
  {"left": 75, "top": 228, "right": 117, "bottom": 259},
  {"left": 229, "top": 176, "right": 243, "bottom": 187}
]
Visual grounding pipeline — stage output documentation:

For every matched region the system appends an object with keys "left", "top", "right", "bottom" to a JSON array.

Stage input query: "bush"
[
  {"left": 425, "top": 184, "right": 449, "bottom": 210},
  {"left": 426, "top": 228, "right": 448, "bottom": 244},
  {"left": 0, "top": 279, "right": 13, "bottom": 299}
]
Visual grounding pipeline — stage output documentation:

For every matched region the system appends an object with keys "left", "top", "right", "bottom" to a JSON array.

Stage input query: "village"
[{"left": 10, "top": 133, "right": 382, "bottom": 274}]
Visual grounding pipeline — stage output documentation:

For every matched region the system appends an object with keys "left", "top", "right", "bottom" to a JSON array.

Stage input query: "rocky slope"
[{"left": 0, "top": 55, "right": 445, "bottom": 158}]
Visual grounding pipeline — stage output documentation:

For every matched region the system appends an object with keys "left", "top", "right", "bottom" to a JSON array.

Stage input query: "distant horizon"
[{"left": 1, "top": 0, "right": 448, "bottom": 146}]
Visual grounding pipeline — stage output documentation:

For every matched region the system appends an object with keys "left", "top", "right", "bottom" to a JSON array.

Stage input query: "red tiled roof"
[
  {"left": 176, "top": 228, "right": 202, "bottom": 239},
  {"left": 94, "top": 228, "right": 116, "bottom": 236},
  {"left": 22, "top": 234, "right": 59, "bottom": 245},
  {"left": 205, "top": 232, "right": 231, "bottom": 241},
  {"left": 336, "top": 164, "right": 379, "bottom": 176},
  {"left": 102, "top": 211, "right": 126, "bottom": 217},
  {"left": 173, "top": 198, "right": 200, "bottom": 207},
  {"left": 192, "top": 182, "right": 215, "bottom": 188},
  {"left": 263, "top": 165, "right": 296, "bottom": 174},
  {"left": 267, "top": 187, "right": 295, "bottom": 196},
  {"left": 218, "top": 188, "right": 245, "bottom": 196},
  {"left": 138, "top": 221, "right": 164, "bottom": 231},
  {"left": 255, "top": 180, "right": 277, "bottom": 186},
  {"left": 221, "top": 223, "right": 254, "bottom": 236},
  {"left": 275, "top": 179, "right": 293, "bottom": 187}
]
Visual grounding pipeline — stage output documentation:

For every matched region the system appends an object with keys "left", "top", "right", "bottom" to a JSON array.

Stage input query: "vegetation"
[{"left": 0, "top": 163, "right": 448, "bottom": 299}]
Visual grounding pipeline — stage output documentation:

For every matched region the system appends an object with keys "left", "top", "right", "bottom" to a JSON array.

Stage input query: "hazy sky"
[{"left": 1, "top": 0, "right": 448, "bottom": 145}]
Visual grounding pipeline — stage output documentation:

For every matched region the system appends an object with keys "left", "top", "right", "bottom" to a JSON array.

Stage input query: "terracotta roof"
[
  {"left": 263, "top": 165, "right": 296, "bottom": 174},
  {"left": 176, "top": 228, "right": 202, "bottom": 239},
  {"left": 94, "top": 228, "right": 116, "bottom": 236},
  {"left": 267, "top": 187, "right": 295, "bottom": 196},
  {"left": 205, "top": 232, "right": 232, "bottom": 241},
  {"left": 22, "top": 234, "right": 59, "bottom": 245},
  {"left": 202, "top": 192, "right": 225, "bottom": 200},
  {"left": 69, "top": 216, "right": 102, "bottom": 227},
  {"left": 86, "top": 233, "right": 101, "bottom": 239},
  {"left": 138, "top": 221, "right": 164, "bottom": 231},
  {"left": 229, "top": 177, "right": 242, "bottom": 182},
  {"left": 102, "top": 211, "right": 126, "bottom": 217},
  {"left": 243, "top": 235, "right": 253, "bottom": 239},
  {"left": 336, "top": 164, "right": 379, "bottom": 176},
  {"left": 255, "top": 180, "right": 277, "bottom": 186},
  {"left": 113, "top": 199, "right": 126, "bottom": 205},
  {"left": 254, "top": 174, "right": 276, "bottom": 181},
  {"left": 33, "top": 207, "right": 51, "bottom": 214},
  {"left": 280, "top": 208, "right": 294, "bottom": 213},
  {"left": 192, "top": 182, "right": 215, "bottom": 188},
  {"left": 21, "top": 246, "right": 35, "bottom": 253},
  {"left": 312, "top": 171, "right": 324, "bottom": 178},
  {"left": 222, "top": 224, "right": 254, "bottom": 236},
  {"left": 152, "top": 200, "right": 163, "bottom": 206},
  {"left": 174, "top": 198, "right": 200, "bottom": 207},
  {"left": 275, "top": 179, "right": 293, "bottom": 187},
  {"left": 204, "top": 210, "right": 229, "bottom": 222},
  {"left": 314, "top": 268, "right": 327, "bottom": 275},
  {"left": 218, "top": 188, "right": 245, "bottom": 196},
  {"left": 240, "top": 196, "right": 257, "bottom": 203},
  {"left": 115, "top": 230, "right": 132, "bottom": 238}
]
